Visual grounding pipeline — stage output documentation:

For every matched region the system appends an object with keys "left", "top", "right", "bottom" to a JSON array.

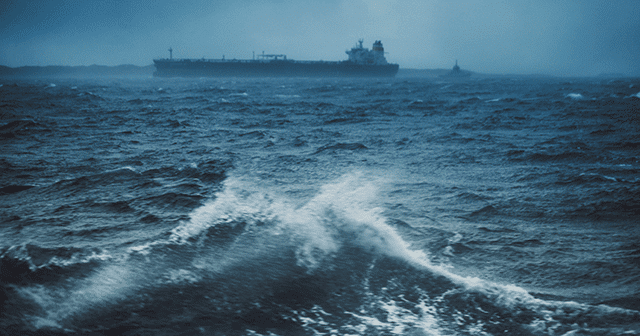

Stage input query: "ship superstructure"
[
  {"left": 153, "top": 40, "right": 399, "bottom": 78},
  {"left": 441, "top": 60, "right": 471, "bottom": 78},
  {"left": 346, "top": 39, "right": 389, "bottom": 65}
]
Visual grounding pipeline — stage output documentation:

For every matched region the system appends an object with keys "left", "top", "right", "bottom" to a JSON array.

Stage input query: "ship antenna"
[{"left": 169, "top": 47, "right": 173, "bottom": 60}]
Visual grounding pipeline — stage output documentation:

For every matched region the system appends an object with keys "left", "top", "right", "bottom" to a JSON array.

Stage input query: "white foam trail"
[
  {"left": 169, "top": 177, "right": 280, "bottom": 243},
  {"left": 19, "top": 262, "right": 138, "bottom": 328},
  {"left": 167, "top": 174, "right": 502, "bottom": 289},
  {"left": 169, "top": 172, "right": 430, "bottom": 276},
  {"left": 47, "top": 250, "right": 112, "bottom": 268},
  {"left": 286, "top": 172, "right": 407, "bottom": 261},
  {"left": 275, "top": 94, "right": 301, "bottom": 98}
]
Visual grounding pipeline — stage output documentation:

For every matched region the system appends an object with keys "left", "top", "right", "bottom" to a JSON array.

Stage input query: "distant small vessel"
[
  {"left": 441, "top": 60, "right": 471, "bottom": 78},
  {"left": 153, "top": 40, "right": 399, "bottom": 78}
]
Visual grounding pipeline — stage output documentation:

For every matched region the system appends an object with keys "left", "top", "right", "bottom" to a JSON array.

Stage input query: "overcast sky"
[{"left": 1, "top": 0, "right": 639, "bottom": 76}]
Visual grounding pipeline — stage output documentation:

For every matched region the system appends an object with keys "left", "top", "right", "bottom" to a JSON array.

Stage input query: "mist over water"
[{"left": 1, "top": 1, "right": 640, "bottom": 76}]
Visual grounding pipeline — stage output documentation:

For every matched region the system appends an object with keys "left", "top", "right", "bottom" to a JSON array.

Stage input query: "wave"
[
  {"left": 569, "top": 192, "right": 640, "bottom": 220},
  {"left": 314, "top": 142, "right": 368, "bottom": 154},
  {"left": 407, "top": 99, "right": 437, "bottom": 111},
  {"left": 4, "top": 173, "right": 639, "bottom": 335},
  {"left": 567, "top": 93, "right": 586, "bottom": 100},
  {"left": 510, "top": 150, "right": 601, "bottom": 164},
  {"left": 37, "top": 160, "right": 229, "bottom": 197},
  {"left": 0, "top": 244, "right": 112, "bottom": 285},
  {"left": 555, "top": 172, "right": 620, "bottom": 185},
  {"left": 0, "top": 119, "right": 39, "bottom": 137},
  {"left": 0, "top": 184, "right": 35, "bottom": 195}
]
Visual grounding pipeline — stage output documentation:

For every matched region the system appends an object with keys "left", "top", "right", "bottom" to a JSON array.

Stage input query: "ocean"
[{"left": 1, "top": 75, "right": 639, "bottom": 335}]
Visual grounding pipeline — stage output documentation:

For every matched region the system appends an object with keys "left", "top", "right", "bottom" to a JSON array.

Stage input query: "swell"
[
  {"left": 3, "top": 78, "right": 640, "bottom": 335},
  {"left": 0, "top": 160, "right": 230, "bottom": 251},
  {"left": 0, "top": 244, "right": 111, "bottom": 285}
]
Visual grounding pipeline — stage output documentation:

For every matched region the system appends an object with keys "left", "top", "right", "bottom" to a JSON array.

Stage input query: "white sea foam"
[
  {"left": 19, "top": 262, "right": 138, "bottom": 329},
  {"left": 174, "top": 172, "right": 418, "bottom": 272},
  {"left": 566, "top": 93, "right": 584, "bottom": 100},
  {"left": 163, "top": 268, "right": 201, "bottom": 284},
  {"left": 169, "top": 174, "right": 343, "bottom": 270},
  {"left": 168, "top": 173, "right": 505, "bottom": 299},
  {"left": 275, "top": 94, "right": 301, "bottom": 98},
  {"left": 169, "top": 177, "right": 278, "bottom": 243},
  {"left": 46, "top": 249, "right": 113, "bottom": 268}
]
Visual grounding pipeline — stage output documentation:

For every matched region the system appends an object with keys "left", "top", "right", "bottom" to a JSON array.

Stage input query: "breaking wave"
[{"left": 5, "top": 173, "right": 639, "bottom": 335}]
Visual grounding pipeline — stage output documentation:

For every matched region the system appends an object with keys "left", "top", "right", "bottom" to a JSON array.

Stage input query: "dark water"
[{"left": 1, "top": 76, "right": 640, "bottom": 335}]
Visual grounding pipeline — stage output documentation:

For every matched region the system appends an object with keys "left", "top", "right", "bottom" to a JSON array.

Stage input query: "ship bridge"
[{"left": 346, "top": 40, "right": 389, "bottom": 65}]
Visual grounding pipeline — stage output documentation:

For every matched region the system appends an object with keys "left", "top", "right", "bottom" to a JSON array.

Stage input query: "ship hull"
[{"left": 153, "top": 59, "right": 399, "bottom": 78}]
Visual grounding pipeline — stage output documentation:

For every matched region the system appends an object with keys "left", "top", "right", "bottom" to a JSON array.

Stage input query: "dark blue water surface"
[{"left": 1, "top": 76, "right": 640, "bottom": 335}]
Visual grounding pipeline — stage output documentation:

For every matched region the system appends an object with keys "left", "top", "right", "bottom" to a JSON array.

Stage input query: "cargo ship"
[{"left": 153, "top": 40, "right": 399, "bottom": 78}]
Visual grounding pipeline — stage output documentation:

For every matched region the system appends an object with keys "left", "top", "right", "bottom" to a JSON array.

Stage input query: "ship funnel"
[{"left": 372, "top": 40, "right": 384, "bottom": 52}]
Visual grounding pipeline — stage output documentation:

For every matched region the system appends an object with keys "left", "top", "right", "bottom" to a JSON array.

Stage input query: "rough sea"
[{"left": 1, "top": 75, "right": 640, "bottom": 336}]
